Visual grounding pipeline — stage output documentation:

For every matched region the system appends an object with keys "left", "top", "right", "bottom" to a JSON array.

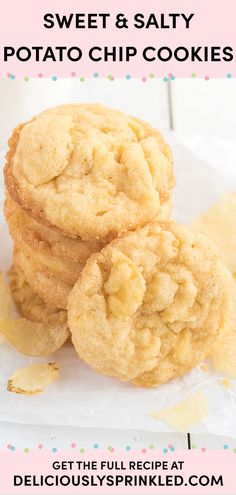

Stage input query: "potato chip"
[
  {"left": 220, "top": 378, "right": 232, "bottom": 389},
  {"left": 226, "top": 282, "right": 236, "bottom": 328},
  {"left": 7, "top": 363, "right": 59, "bottom": 395},
  {"left": 0, "top": 272, "right": 14, "bottom": 344},
  {"left": 0, "top": 318, "right": 69, "bottom": 356},
  {"left": 211, "top": 331, "right": 236, "bottom": 378},
  {"left": 192, "top": 192, "right": 236, "bottom": 276},
  {"left": 150, "top": 392, "right": 209, "bottom": 432}
]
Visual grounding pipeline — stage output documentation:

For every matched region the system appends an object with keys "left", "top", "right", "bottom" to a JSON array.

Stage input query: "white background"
[
  {"left": 0, "top": 77, "right": 236, "bottom": 455},
  {"left": 1, "top": 77, "right": 236, "bottom": 146}
]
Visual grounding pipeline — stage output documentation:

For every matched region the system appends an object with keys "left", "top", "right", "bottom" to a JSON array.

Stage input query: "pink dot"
[
  {"left": 71, "top": 443, "right": 76, "bottom": 448},
  {"left": 201, "top": 447, "right": 206, "bottom": 452},
  {"left": 142, "top": 448, "right": 147, "bottom": 453},
  {"left": 71, "top": 72, "right": 76, "bottom": 77},
  {"left": 168, "top": 444, "right": 173, "bottom": 449},
  {"left": 142, "top": 77, "right": 147, "bottom": 82},
  {"left": 7, "top": 444, "right": 11, "bottom": 449},
  {"left": 38, "top": 444, "right": 43, "bottom": 449},
  {"left": 7, "top": 73, "right": 11, "bottom": 78},
  {"left": 38, "top": 73, "right": 43, "bottom": 78},
  {"left": 204, "top": 76, "right": 209, "bottom": 81},
  {"left": 168, "top": 73, "right": 172, "bottom": 79}
]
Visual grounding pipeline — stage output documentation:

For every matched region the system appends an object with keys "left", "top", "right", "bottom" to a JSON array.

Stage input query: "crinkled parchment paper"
[{"left": 1, "top": 134, "right": 236, "bottom": 436}]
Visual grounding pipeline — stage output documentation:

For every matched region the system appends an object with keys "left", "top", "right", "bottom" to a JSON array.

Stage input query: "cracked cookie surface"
[
  {"left": 68, "top": 221, "right": 232, "bottom": 386},
  {"left": 5, "top": 104, "right": 174, "bottom": 241}
]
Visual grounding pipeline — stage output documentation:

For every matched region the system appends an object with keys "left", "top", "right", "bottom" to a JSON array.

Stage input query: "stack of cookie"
[
  {"left": 4, "top": 103, "right": 174, "bottom": 330},
  {"left": 4, "top": 103, "right": 232, "bottom": 387},
  {"left": 4, "top": 193, "right": 104, "bottom": 312}
]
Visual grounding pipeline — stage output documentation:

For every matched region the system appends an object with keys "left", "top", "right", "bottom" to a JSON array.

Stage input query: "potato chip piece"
[
  {"left": 192, "top": 192, "right": 236, "bottom": 276},
  {"left": 0, "top": 272, "right": 14, "bottom": 344},
  {"left": 0, "top": 318, "right": 69, "bottom": 356},
  {"left": 224, "top": 281, "right": 236, "bottom": 330},
  {"left": 7, "top": 363, "right": 59, "bottom": 395},
  {"left": 211, "top": 331, "right": 236, "bottom": 377},
  {"left": 150, "top": 392, "right": 209, "bottom": 432},
  {"left": 0, "top": 272, "right": 13, "bottom": 318}
]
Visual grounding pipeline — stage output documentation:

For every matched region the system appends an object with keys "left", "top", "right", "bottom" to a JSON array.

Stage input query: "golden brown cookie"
[
  {"left": 4, "top": 194, "right": 104, "bottom": 263},
  {"left": 67, "top": 221, "right": 232, "bottom": 387},
  {"left": 8, "top": 264, "right": 67, "bottom": 326},
  {"left": 5, "top": 104, "right": 174, "bottom": 241},
  {"left": 7, "top": 206, "right": 85, "bottom": 285},
  {"left": 13, "top": 248, "right": 71, "bottom": 310}
]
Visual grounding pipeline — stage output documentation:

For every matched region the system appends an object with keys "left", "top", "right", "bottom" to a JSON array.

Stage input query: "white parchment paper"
[{"left": 0, "top": 134, "right": 236, "bottom": 436}]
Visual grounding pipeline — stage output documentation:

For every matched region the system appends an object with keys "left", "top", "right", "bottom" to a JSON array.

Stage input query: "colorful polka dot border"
[
  {"left": 4, "top": 443, "right": 236, "bottom": 452},
  {"left": 4, "top": 73, "right": 234, "bottom": 82},
  {"left": 6, "top": 444, "right": 15, "bottom": 451},
  {"left": 107, "top": 446, "right": 115, "bottom": 453}
]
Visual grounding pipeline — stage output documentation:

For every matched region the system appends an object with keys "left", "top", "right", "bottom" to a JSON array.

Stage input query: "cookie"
[
  {"left": 67, "top": 221, "right": 232, "bottom": 387},
  {"left": 9, "top": 225, "right": 84, "bottom": 285},
  {"left": 13, "top": 248, "right": 71, "bottom": 310},
  {"left": 5, "top": 104, "right": 174, "bottom": 241},
  {"left": 4, "top": 194, "right": 104, "bottom": 263},
  {"left": 8, "top": 264, "right": 67, "bottom": 327}
]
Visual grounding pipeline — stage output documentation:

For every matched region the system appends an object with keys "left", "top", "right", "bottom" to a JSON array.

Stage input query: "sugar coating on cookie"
[
  {"left": 68, "top": 221, "right": 232, "bottom": 386},
  {"left": 5, "top": 104, "right": 174, "bottom": 241}
]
